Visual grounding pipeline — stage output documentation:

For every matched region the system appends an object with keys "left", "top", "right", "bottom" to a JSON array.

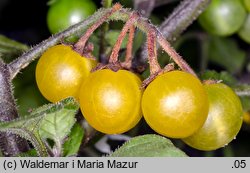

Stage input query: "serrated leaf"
[
  {"left": 105, "top": 30, "right": 128, "bottom": 49},
  {"left": 63, "top": 123, "right": 84, "bottom": 156},
  {"left": 0, "top": 97, "right": 79, "bottom": 156},
  {"left": 30, "top": 97, "right": 78, "bottom": 116},
  {"left": 110, "top": 134, "right": 187, "bottom": 157},
  {"left": 207, "top": 36, "right": 246, "bottom": 73},
  {"left": 39, "top": 98, "right": 78, "bottom": 142},
  {"left": 0, "top": 98, "right": 78, "bottom": 130}
]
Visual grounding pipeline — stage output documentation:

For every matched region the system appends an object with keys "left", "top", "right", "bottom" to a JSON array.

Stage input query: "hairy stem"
[
  {"left": 53, "top": 139, "right": 62, "bottom": 157},
  {"left": 2, "top": 3, "right": 209, "bottom": 153},
  {"left": 8, "top": 4, "right": 203, "bottom": 79},
  {"left": 139, "top": 0, "right": 211, "bottom": 66},
  {"left": 3, "top": 7, "right": 122, "bottom": 155},
  {"left": 0, "top": 60, "right": 30, "bottom": 156},
  {"left": 74, "top": 3, "right": 122, "bottom": 55},
  {"left": 134, "top": 0, "right": 155, "bottom": 17},
  {"left": 109, "top": 12, "right": 139, "bottom": 63},
  {"left": 111, "top": 6, "right": 196, "bottom": 75},
  {"left": 171, "top": 32, "right": 209, "bottom": 72},
  {"left": 134, "top": 0, "right": 179, "bottom": 17},
  {"left": 122, "top": 26, "right": 136, "bottom": 69},
  {"left": 147, "top": 29, "right": 161, "bottom": 74},
  {"left": 113, "top": 11, "right": 196, "bottom": 75},
  {"left": 157, "top": 34, "right": 196, "bottom": 76},
  {"left": 8, "top": 7, "right": 115, "bottom": 79},
  {"left": 159, "top": 0, "right": 210, "bottom": 42}
]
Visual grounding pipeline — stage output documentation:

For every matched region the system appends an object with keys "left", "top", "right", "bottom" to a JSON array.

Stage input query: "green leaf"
[
  {"left": 30, "top": 97, "right": 78, "bottom": 115},
  {"left": 16, "top": 149, "right": 38, "bottom": 157},
  {"left": 207, "top": 36, "right": 246, "bottom": 73},
  {"left": 0, "top": 35, "right": 28, "bottom": 51},
  {"left": 239, "top": 96, "right": 250, "bottom": 111},
  {"left": 63, "top": 123, "right": 84, "bottom": 156},
  {"left": 39, "top": 99, "right": 78, "bottom": 142},
  {"left": 0, "top": 97, "right": 79, "bottom": 156},
  {"left": 110, "top": 134, "right": 188, "bottom": 157},
  {"left": 0, "top": 35, "right": 29, "bottom": 62},
  {"left": 105, "top": 30, "right": 128, "bottom": 49},
  {"left": 200, "top": 70, "right": 237, "bottom": 86},
  {"left": 0, "top": 128, "right": 48, "bottom": 156}
]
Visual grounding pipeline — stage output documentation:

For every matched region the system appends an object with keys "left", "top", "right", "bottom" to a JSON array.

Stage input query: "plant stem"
[
  {"left": 157, "top": 34, "right": 196, "bottom": 76},
  {"left": 139, "top": 0, "right": 211, "bottom": 66},
  {"left": 3, "top": 6, "right": 120, "bottom": 156},
  {"left": 0, "top": 60, "right": 30, "bottom": 156},
  {"left": 147, "top": 29, "right": 161, "bottom": 74},
  {"left": 112, "top": 11, "right": 196, "bottom": 75},
  {"left": 2, "top": 3, "right": 209, "bottom": 153},
  {"left": 134, "top": 0, "right": 179, "bottom": 17},
  {"left": 159, "top": 0, "right": 211, "bottom": 42},
  {"left": 24, "top": 130, "right": 48, "bottom": 157},
  {"left": 74, "top": 3, "right": 122, "bottom": 55},
  {"left": 8, "top": 7, "right": 114, "bottom": 79},
  {"left": 53, "top": 139, "right": 62, "bottom": 157},
  {"left": 133, "top": 0, "right": 156, "bottom": 17},
  {"left": 8, "top": 4, "right": 202, "bottom": 79},
  {"left": 122, "top": 26, "right": 135, "bottom": 69},
  {"left": 109, "top": 12, "right": 139, "bottom": 63}
]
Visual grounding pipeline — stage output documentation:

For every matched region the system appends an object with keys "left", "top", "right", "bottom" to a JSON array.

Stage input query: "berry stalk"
[
  {"left": 122, "top": 26, "right": 136, "bottom": 69},
  {"left": 74, "top": 3, "right": 122, "bottom": 55},
  {"left": 157, "top": 34, "right": 197, "bottom": 77},
  {"left": 109, "top": 12, "right": 139, "bottom": 63},
  {"left": 147, "top": 29, "right": 161, "bottom": 74}
]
